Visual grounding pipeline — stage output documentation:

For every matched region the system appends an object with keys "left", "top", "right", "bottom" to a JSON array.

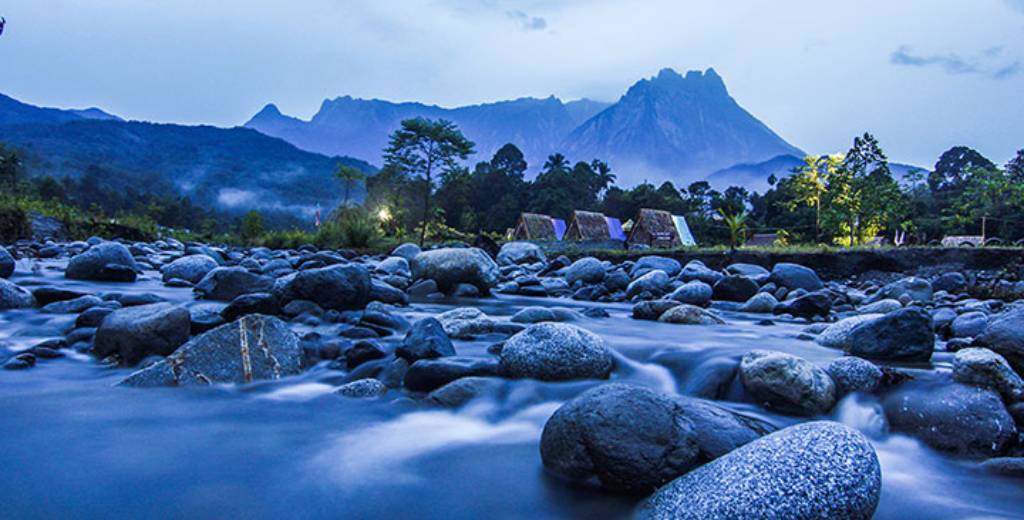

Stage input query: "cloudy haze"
[{"left": 1, "top": 0, "right": 1022, "bottom": 167}]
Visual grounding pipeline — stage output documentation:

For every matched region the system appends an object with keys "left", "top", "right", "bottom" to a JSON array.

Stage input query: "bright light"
[{"left": 377, "top": 207, "right": 391, "bottom": 222}]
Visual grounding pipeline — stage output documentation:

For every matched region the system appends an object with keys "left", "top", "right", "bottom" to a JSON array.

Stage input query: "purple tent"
[{"left": 606, "top": 217, "right": 626, "bottom": 241}]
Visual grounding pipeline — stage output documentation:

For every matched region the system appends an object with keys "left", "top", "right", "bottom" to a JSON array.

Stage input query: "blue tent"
[
  {"left": 553, "top": 219, "right": 567, "bottom": 241},
  {"left": 606, "top": 217, "right": 626, "bottom": 241}
]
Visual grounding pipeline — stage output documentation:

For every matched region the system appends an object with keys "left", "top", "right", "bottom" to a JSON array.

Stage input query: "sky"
[{"left": 1, "top": 0, "right": 1023, "bottom": 167}]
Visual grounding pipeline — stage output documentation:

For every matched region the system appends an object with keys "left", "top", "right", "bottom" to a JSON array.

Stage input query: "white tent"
[{"left": 672, "top": 215, "right": 696, "bottom": 246}]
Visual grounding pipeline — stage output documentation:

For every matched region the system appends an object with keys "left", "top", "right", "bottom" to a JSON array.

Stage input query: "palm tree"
[
  {"left": 590, "top": 159, "right": 617, "bottom": 193},
  {"left": 543, "top": 153, "right": 569, "bottom": 174},
  {"left": 718, "top": 208, "right": 749, "bottom": 251}
]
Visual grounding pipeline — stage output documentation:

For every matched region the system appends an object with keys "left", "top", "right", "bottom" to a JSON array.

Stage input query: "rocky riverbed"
[{"left": 1, "top": 238, "right": 1023, "bottom": 519}]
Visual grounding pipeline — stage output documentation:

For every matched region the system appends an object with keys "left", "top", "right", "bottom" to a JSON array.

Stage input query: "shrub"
[{"left": 0, "top": 205, "right": 32, "bottom": 242}]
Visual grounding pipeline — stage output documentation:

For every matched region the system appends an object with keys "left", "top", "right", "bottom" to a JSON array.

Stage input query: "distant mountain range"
[
  {"left": 245, "top": 68, "right": 804, "bottom": 187},
  {"left": 0, "top": 94, "right": 373, "bottom": 221}
]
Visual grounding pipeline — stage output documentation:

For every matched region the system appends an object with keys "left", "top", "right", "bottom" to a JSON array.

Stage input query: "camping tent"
[
  {"left": 564, "top": 211, "right": 612, "bottom": 241},
  {"left": 671, "top": 215, "right": 696, "bottom": 246},
  {"left": 607, "top": 217, "right": 627, "bottom": 241},
  {"left": 627, "top": 208, "right": 682, "bottom": 248},
  {"left": 512, "top": 213, "right": 559, "bottom": 241}
]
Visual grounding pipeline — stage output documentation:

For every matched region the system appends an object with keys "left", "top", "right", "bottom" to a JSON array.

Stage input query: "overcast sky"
[{"left": 1, "top": 0, "right": 1022, "bottom": 167}]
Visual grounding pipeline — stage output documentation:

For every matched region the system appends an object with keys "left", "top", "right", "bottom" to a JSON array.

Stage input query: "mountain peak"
[
  {"left": 255, "top": 103, "right": 282, "bottom": 118},
  {"left": 647, "top": 67, "right": 728, "bottom": 95}
]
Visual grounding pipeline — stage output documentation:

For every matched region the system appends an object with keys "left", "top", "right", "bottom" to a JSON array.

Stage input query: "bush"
[{"left": 0, "top": 205, "right": 32, "bottom": 242}]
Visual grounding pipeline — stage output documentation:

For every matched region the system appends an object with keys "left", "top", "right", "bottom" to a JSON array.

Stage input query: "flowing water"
[{"left": 1, "top": 259, "right": 1022, "bottom": 519}]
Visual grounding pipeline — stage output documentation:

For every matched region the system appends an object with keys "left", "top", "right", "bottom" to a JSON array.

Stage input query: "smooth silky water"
[{"left": 1, "top": 259, "right": 1021, "bottom": 519}]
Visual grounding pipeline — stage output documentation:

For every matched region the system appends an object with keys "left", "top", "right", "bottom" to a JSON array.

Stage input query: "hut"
[
  {"left": 745, "top": 233, "right": 778, "bottom": 247},
  {"left": 627, "top": 208, "right": 683, "bottom": 249},
  {"left": 564, "top": 210, "right": 612, "bottom": 241},
  {"left": 512, "top": 213, "right": 558, "bottom": 241}
]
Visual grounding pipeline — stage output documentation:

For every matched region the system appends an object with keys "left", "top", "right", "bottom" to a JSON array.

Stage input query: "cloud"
[
  {"left": 890, "top": 45, "right": 1021, "bottom": 79},
  {"left": 506, "top": 10, "right": 547, "bottom": 31}
]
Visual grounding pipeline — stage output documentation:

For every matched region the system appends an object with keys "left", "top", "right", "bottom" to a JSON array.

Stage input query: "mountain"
[
  {"left": 0, "top": 95, "right": 373, "bottom": 223},
  {"left": 245, "top": 68, "right": 801, "bottom": 187},
  {"left": 246, "top": 95, "right": 586, "bottom": 170},
  {"left": 707, "top": 154, "right": 804, "bottom": 192},
  {"left": 563, "top": 68, "right": 803, "bottom": 186}
]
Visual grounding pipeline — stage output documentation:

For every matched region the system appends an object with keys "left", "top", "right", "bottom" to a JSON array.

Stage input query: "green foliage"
[
  {"left": 0, "top": 205, "right": 32, "bottom": 242},
  {"left": 820, "top": 133, "right": 905, "bottom": 246},
  {"left": 240, "top": 210, "right": 264, "bottom": 242},
  {"left": 718, "top": 208, "right": 749, "bottom": 249},
  {"left": 335, "top": 164, "right": 368, "bottom": 208}
]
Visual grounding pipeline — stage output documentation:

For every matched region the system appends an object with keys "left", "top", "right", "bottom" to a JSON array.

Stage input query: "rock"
[
  {"left": 496, "top": 241, "right": 546, "bottom": 266},
  {"left": 933, "top": 272, "right": 967, "bottom": 294},
  {"left": 31, "top": 287, "right": 87, "bottom": 306},
  {"left": 221, "top": 293, "right": 281, "bottom": 322},
  {"left": 626, "top": 270, "right": 671, "bottom": 299},
  {"left": 630, "top": 256, "right": 682, "bottom": 277},
  {"left": 633, "top": 299, "right": 683, "bottom": 321},
  {"left": 669, "top": 281, "right": 712, "bottom": 307},
  {"left": 739, "top": 350, "right": 836, "bottom": 416},
  {"left": 637, "top": 422, "right": 880, "bottom": 520},
  {"left": 827, "top": 357, "right": 883, "bottom": 396},
  {"left": 499, "top": 322, "right": 613, "bottom": 381},
  {"left": 65, "top": 242, "right": 140, "bottom": 282},
  {"left": 335, "top": 378, "right": 388, "bottom": 398},
  {"left": 93, "top": 303, "right": 191, "bottom": 366},
  {"left": 952, "top": 347, "right": 1024, "bottom": 402},
  {"left": 883, "top": 383, "right": 1016, "bottom": 457},
  {"left": 407, "top": 278, "right": 438, "bottom": 297},
  {"left": 0, "top": 278, "right": 35, "bottom": 309},
  {"left": 273, "top": 264, "right": 371, "bottom": 311},
  {"left": 118, "top": 315, "right": 302, "bottom": 387},
  {"left": 390, "top": 242, "right": 422, "bottom": 262},
  {"left": 451, "top": 283, "right": 481, "bottom": 297},
  {"left": 814, "top": 314, "right": 881, "bottom": 349},
  {"left": 436, "top": 307, "right": 524, "bottom": 339},
  {"left": 564, "top": 257, "right": 606, "bottom": 285},
  {"left": 975, "top": 306, "right": 1024, "bottom": 373},
  {"left": 369, "top": 278, "right": 408, "bottom": 305},
  {"left": 869, "top": 276, "right": 933, "bottom": 303},
  {"left": 425, "top": 376, "right": 505, "bottom": 407},
  {"left": 404, "top": 356, "right": 500, "bottom": 392},
  {"left": 602, "top": 271, "right": 630, "bottom": 292},
  {"left": 843, "top": 308, "right": 935, "bottom": 362},
  {"left": 76, "top": 306, "right": 114, "bottom": 328},
  {"left": 858, "top": 299, "right": 902, "bottom": 315},
  {"left": 395, "top": 318, "right": 455, "bottom": 361},
  {"left": 679, "top": 260, "right": 722, "bottom": 285},
  {"left": 510, "top": 306, "right": 581, "bottom": 324},
  {"left": 658, "top": 304, "right": 725, "bottom": 325},
  {"left": 345, "top": 340, "right": 387, "bottom": 368},
  {"left": 768, "top": 263, "right": 823, "bottom": 291},
  {"left": 410, "top": 247, "right": 499, "bottom": 294},
  {"left": 3, "top": 353, "right": 36, "bottom": 370},
  {"left": 40, "top": 295, "right": 104, "bottom": 314},
  {"left": 375, "top": 256, "right": 410, "bottom": 277},
  {"left": 540, "top": 384, "right": 701, "bottom": 494},
  {"left": 738, "top": 292, "right": 778, "bottom": 313},
  {"left": 950, "top": 311, "right": 989, "bottom": 339},
  {"left": 674, "top": 395, "right": 772, "bottom": 457},
  {"left": 979, "top": 458, "right": 1024, "bottom": 477},
  {"left": 194, "top": 267, "right": 274, "bottom": 301},
  {"left": 0, "top": 246, "right": 14, "bottom": 278},
  {"left": 161, "top": 254, "right": 218, "bottom": 284},
  {"left": 725, "top": 263, "right": 769, "bottom": 280},
  {"left": 711, "top": 275, "right": 758, "bottom": 302}
]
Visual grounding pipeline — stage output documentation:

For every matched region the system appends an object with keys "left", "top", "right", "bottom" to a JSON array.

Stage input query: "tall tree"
[
  {"left": 0, "top": 144, "right": 21, "bottom": 191},
  {"left": 788, "top": 154, "right": 842, "bottom": 242},
  {"left": 928, "top": 146, "right": 996, "bottom": 193},
  {"left": 383, "top": 118, "right": 474, "bottom": 246},
  {"left": 823, "top": 133, "right": 905, "bottom": 245},
  {"left": 334, "top": 164, "right": 367, "bottom": 209},
  {"left": 1006, "top": 149, "right": 1024, "bottom": 183}
]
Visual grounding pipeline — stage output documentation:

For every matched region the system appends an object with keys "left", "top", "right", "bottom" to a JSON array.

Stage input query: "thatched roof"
[
  {"left": 627, "top": 208, "right": 682, "bottom": 248},
  {"left": 565, "top": 210, "right": 612, "bottom": 241},
  {"left": 513, "top": 213, "right": 558, "bottom": 241}
]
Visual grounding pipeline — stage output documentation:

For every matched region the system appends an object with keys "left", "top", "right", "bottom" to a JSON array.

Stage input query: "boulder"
[
  {"left": 883, "top": 383, "right": 1017, "bottom": 457},
  {"left": 869, "top": 276, "right": 933, "bottom": 303},
  {"left": 194, "top": 267, "right": 274, "bottom": 301},
  {"left": 65, "top": 242, "right": 141, "bottom": 282},
  {"left": 637, "top": 422, "right": 880, "bottom": 520},
  {"left": 933, "top": 272, "right": 967, "bottom": 294},
  {"left": 768, "top": 263, "right": 823, "bottom": 291},
  {"left": 815, "top": 314, "right": 882, "bottom": 349},
  {"left": 390, "top": 242, "right": 422, "bottom": 262},
  {"left": 160, "top": 254, "right": 218, "bottom": 284},
  {"left": 496, "top": 241, "right": 546, "bottom": 266},
  {"left": 404, "top": 356, "right": 500, "bottom": 392},
  {"left": 843, "top": 308, "right": 935, "bottom": 362},
  {"left": 564, "top": 257, "right": 606, "bottom": 285},
  {"left": 630, "top": 256, "right": 682, "bottom": 277},
  {"left": 436, "top": 307, "right": 524, "bottom": 339},
  {"left": 739, "top": 350, "right": 836, "bottom": 416},
  {"left": 395, "top": 317, "right": 455, "bottom": 361},
  {"left": 93, "top": 303, "right": 191, "bottom": 365},
  {"left": 975, "top": 306, "right": 1024, "bottom": 373},
  {"left": 425, "top": 376, "right": 505, "bottom": 407},
  {"left": 952, "top": 347, "right": 1024, "bottom": 402},
  {"left": 510, "top": 306, "right": 581, "bottom": 324},
  {"left": 738, "top": 292, "right": 778, "bottom": 313},
  {"left": 773, "top": 290, "right": 832, "bottom": 320},
  {"left": 410, "top": 247, "right": 499, "bottom": 294},
  {"left": 540, "top": 384, "right": 701, "bottom": 494},
  {"left": 499, "top": 323, "right": 613, "bottom": 381},
  {"left": 725, "top": 263, "right": 769, "bottom": 280},
  {"left": 712, "top": 275, "right": 759, "bottom": 302},
  {"left": 658, "top": 304, "right": 724, "bottom": 325},
  {"left": 669, "top": 281, "right": 712, "bottom": 307},
  {"left": 626, "top": 270, "right": 671, "bottom": 299},
  {"left": 118, "top": 315, "right": 302, "bottom": 387},
  {"left": 375, "top": 256, "right": 411, "bottom": 277},
  {"left": 0, "top": 278, "right": 35, "bottom": 310},
  {"left": 0, "top": 246, "right": 14, "bottom": 278},
  {"left": 272, "top": 264, "right": 371, "bottom": 311},
  {"left": 858, "top": 299, "right": 902, "bottom": 315},
  {"left": 950, "top": 311, "right": 989, "bottom": 339},
  {"left": 679, "top": 260, "right": 722, "bottom": 285},
  {"left": 221, "top": 293, "right": 281, "bottom": 322},
  {"left": 335, "top": 378, "right": 388, "bottom": 398},
  {"left": 633, "top": 299, "right": 683, "bottom": 321},
  {"left": 827, "top": 356, "right": 883, "bottom": 396}
]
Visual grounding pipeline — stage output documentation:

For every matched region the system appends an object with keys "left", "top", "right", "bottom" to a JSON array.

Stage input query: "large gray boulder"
[
  {"left": 868, "top": 276, "right": 933, "bottom": 303},
  {"left": 843, "top": 308, "right": 935, "bottom": 362},
  {"left": 194, "top": 267, "right": 274, "bottom": 301},
  {"left": 0, "top": 278, "right": 35, "bottom": 309},
  {"left": 499, "top": 322, "right": 613, "bottom": 381},
  {"left": 679, "top": 260, "right": 722, "bottom": 285},
  {"left": 564, "top": 257, "right": 606, "bottom": 285},
  {"left": 815, "top": 314, "right": 882, "bottom": 349},
  {"left": 161, "top": 254, "right": 218, "bottom": 284},
  {"left": 410, "top": 247, "right": 499, "bottom": 294},
  {"left": 768, "top": 263, "right": 823, "bottom": 291},
  {"left": 827, "top": 356, "right": 883, "bottom": 396},
  {"left": 952, "top": 347, "right": 1024, "bottom": 402},
  {"left": 626, "top": 270, "right": 670, "bottom": 299},
  {"left": 974, "top": 306, "right": 1024, "bottom": 373},
  {"left": 0, "top": 246, "right": 14, "bottom": 278},
  {"left": 540, "top": 384, "right": 701, "bottom": 494},
  {"left": 496, "top": 241, "right": 546, "bottom": 266},
  {"left": 669, "top": 280, "right": 712, "bottom": 307},
  {"left": 396, "top": 317, "right": 455, "bottom": 362},
  {"left": 119, "top": 315, "right": 301, "bottom": 387},
  {"left": 436, "top": 307, "right": 525, "bottom": 339},
  {"left": 658, "top": 304, "right": 724, "bottom": 325},
  {"left": 739, "top": 350, "right": 836, "bottom": 416},
  {"left": 272, "top": 264, "right": 371, "bottom": 311},
  {"left": 93, "top": 303, "right": 191, "bottom": 365},
  {"left": 883, "top": 383, "right": 1017, "bottom": 458},
  {"left": 738, "top": 292, "right": 778, "bottom": 313},
  {"left": 65, "top": 242, "right": 141, "bottom": 282},
  {"left": 630, "top": 256, "right": 682, "bottom": 277},
  {"left": 950, "top": 311, "right": 988, "bottom": 338},
  {"left": 711, "top": 275, "right": 759, "bottom": 302},
  {"left": 637, "top": 421, "right": 880, "bottom": 520},
  {"left": 390, "top": 243, "right": 421, "bottom": 262}
]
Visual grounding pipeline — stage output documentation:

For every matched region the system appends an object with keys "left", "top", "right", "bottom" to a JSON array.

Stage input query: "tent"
[
  {"left": 671, "top": 215, "right": 696, "bottom": 246},
  {"left": 627, "top": 208, "right": 682, "bottom": 248},
  {"left": 553, "top": 219, "right": 567, "bottom": 241},
  {"left": 512, "top": 213, "right": 559, "bottom": 241},
  {"left": 607, "top": 217, "right": 627, "bottom": 241},
  {"left": 564, "top": 210, "right": 612, "bottom": 241}
]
